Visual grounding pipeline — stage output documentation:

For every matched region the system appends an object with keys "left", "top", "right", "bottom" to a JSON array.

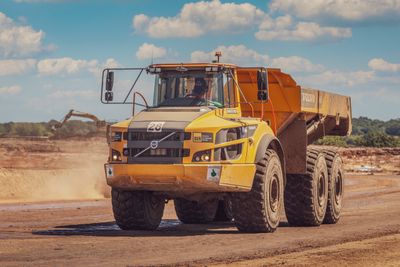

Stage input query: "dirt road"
[{"left": 1, "top": 173, "right": 399, "bottom": 266}]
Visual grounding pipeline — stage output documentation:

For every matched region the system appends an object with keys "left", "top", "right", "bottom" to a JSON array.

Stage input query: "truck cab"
[{"left": 104, "top": 63, "right": 274, "bottom": 193}]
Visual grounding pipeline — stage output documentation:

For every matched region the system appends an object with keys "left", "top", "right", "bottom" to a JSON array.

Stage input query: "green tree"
[{"left": 360, "top": 131, "right": 399, "bottom": 147}]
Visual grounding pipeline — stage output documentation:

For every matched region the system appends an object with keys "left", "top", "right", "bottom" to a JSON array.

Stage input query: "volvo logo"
[{"left": 150, "top": 140, "right": 159, "bottom": 149}]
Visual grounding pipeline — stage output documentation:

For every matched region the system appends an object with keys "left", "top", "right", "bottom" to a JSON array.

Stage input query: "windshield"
[{"left": 153, "top": 71, "right": 234, "bottom": 108}]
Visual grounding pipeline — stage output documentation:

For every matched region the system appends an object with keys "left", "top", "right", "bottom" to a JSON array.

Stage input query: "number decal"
[{"left": 147, "top": 122, "right": 165, "bottom": 132}]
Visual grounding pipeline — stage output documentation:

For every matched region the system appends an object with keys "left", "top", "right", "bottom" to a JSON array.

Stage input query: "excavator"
[{"left": 51, "top": 109, "right": 107, "bottom": 133}]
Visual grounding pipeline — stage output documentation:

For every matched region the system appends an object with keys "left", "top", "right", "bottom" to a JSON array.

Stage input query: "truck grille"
[
  {"left": 128, "top": 131, "right": 190, "bottom": 141},
  {"left": 127, "top": 131, "right": 190, "bottom": 164},
  {"left": 128, "top": 148, "right": 190, "bottom": 158}
]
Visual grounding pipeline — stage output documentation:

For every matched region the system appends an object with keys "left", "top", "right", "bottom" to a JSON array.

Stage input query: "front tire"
[
  {"left": 112, "top": 189, "right": 165, "bottom": 230},
  {"left": 231, "top": 149, "right": 284, "bottom": 233}
]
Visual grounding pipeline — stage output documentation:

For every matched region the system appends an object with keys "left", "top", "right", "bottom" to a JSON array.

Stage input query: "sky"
[{"left": 0, "top": 0, "right": 399, "bottom": 122}]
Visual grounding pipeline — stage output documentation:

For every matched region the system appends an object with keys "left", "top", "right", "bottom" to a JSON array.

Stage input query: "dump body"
[{"left": 238, "top": 68, "right": 352, "bottom": 174}]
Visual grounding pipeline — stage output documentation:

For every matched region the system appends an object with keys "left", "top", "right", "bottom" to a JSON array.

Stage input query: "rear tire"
[
  {"left": 231, "top": 149, "right": 284, "bottom": 233},
  {"left": 284, "top": 149, "right": 328, "bottom": 226},
  {"left": 112, "top": 189, "right": 165, "bottom": 230},
  {"left": 323, "top": 150, "right": 344, "bottom": 224},
  {"left": 174, "top": 198, "right": 218, "bottom": 224}
]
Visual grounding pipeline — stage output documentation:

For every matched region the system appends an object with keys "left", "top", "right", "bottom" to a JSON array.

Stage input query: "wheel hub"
[
  {"left": 269, "top": 174, "right": 280, "bottom": 212},
  {"left": 317, "top": 173, "right": 326, "bottom": 206},
  {"left": 335, "top": 172, "right": 343, "bottom": 205}
]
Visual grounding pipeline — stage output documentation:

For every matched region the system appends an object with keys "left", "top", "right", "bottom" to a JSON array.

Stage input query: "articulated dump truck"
[{"left": 101, "top": 60, "right": 351, "bottom": 232}]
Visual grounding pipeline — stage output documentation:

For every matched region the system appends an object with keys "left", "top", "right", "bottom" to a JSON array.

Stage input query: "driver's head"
[{"left": 192, "top": 78, "right": 208, "bottom": 97}]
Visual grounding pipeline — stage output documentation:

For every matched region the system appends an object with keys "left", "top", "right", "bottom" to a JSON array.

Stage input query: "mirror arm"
[{"left": 123, "top": 69, "right": 144, "bottom": 104}]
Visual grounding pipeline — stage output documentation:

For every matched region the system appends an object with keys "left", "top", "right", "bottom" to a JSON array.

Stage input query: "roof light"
[
  {"left": 205, "top": 66, "right": 219, "bottom": 72},
  {"left": 148, "top": 67, "right": 161, "bottom": 73}
]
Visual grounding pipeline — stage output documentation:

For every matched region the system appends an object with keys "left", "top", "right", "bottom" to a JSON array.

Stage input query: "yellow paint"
[{"left": 106, "top": 163, "right": 255, "bottom": 192}]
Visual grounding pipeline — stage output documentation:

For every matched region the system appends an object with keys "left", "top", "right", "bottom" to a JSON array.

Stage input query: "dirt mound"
[
  {"left": 0, "top": 166, "right": 108, "bottom": 202},
  {"left": 0, "top": 138, "right": 109, "bottom": 203},
  {"left": 339, "top": 147, "right": 400, "bottom": 157},
  {"left": 0, "top": 140, "right": 60, "bottom": 153},
  {"left": 337, "top": 147, "right": 400, "bottom": 173}
]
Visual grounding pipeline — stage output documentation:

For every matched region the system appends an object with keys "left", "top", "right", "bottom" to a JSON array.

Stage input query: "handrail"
[{"left": 132, "top": 92, "right": 149, "bottom": 115}]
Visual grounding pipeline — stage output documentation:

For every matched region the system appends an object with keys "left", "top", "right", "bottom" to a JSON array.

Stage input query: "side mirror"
[
  {"left": 106, "top": 71, "right": 114, "bottom": 91},
  {"left": 257, "top": 69, "right": 268, "bottom": 101},
  {"left": 105, "top": 91, "right": 113, "bottom": 102}
]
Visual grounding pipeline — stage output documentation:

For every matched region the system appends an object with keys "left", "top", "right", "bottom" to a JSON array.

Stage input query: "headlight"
[
  {"left": 192, "top": 150, "right": 211, "bottom": 162},
  {"left": 192, "top": 132, "right": 213, "bottom": 143},
  {"left": 111, "top": 149, "right": 122, "bottom": 161},
  {"left": 215, "top": 125, "right": 257, "bottom": 144}
]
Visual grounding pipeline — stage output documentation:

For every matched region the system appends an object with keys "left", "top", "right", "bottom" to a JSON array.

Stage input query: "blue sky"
[{"left": 0, "top": 0, "right": 399, "bottom": 122}]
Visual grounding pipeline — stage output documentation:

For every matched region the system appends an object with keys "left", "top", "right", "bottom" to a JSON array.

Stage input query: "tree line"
[
  {"left": 0, "top": 120, "right": 102, "bottom": 139},
  {"left": 316, "top": 117, "right": 400, "bottom": 147}
]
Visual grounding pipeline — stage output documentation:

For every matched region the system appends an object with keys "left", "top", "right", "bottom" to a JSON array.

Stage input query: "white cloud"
[
  {"left": 0, "top": 85, "right": 22, "bottom": 95},
  {"left": 0, "top": 59, "right": 37, "bottom": 76},
  {"left": 136, "top": 43, "right": 167, "bottom": 60},
  {"left": 89, "top": 58, "right": 121, "bottom": 77},
  {"left": 49, "top": 89, "right": 97, "bottom": 99},
  {"left": 37, "top": 57, "right": 98, "bottom": 75},
  {"left": 269, "top": 0, "right": 400, "bottom": 24},
  {"left": 191, "top": 45, "right": 270, "bottom": 66},
  {"left": 37, "top": 57, "right": 121, "bottom": 76},
  {"left": 271, "top": 56, "right": 324, "bottom": 73},
  {"left": 191, "top": 44, "right": 323, "bottom": 73},
  {"left": 368, "top": 58, "right": 400, "bottom": 73},
  {"left": 14, "top": 0, "right": 63, "bottom": 2},
  {"left": 132, "top": 0, "right": 266, "bottom": 38},
  {"left": 103, "top": 58, "right": 120, "bottom": 68},
  {"left": 0, "top": 12, "right": 46, "bottom": 57},
  {"left": 298, "top": 70, "right": 376, "bottom": 88},
  {"left": 256, "top": 15, "right": 352, "bottom": 42},
  {"left": 131, "top": 1, "right": 352, "bottom": 42}
]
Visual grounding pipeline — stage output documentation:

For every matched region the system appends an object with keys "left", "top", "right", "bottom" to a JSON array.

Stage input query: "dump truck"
[{"left": 100, "top": 56, "right": 351, "bottom": 232}]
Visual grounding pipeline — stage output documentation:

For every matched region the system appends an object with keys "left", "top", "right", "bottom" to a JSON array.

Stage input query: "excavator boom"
[{"left": 52, "top": 109, "right": 107, "bottom": 132}]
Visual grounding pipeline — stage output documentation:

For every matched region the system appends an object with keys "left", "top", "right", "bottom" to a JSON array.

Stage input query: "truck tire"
[
  {"left": 231, "top": 149, "right": 284, "bottom": 232},
  {"left": 174, "top": 198, "right": 218, "bottom": 224},
  {"left": 214, "top": 199, "right": 233, "bottom": 222},
  {"left": 323, "top": 150, "right": 344, "bottom": 224},
  {"left": 284, "top": 149, "right": 328, "bottom": 226},
  {"left": 112, "top": 188, "right": 165, "bottom": 230}
]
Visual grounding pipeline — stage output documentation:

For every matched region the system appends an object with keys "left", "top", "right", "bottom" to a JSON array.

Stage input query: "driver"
[
  {"left": 190, "top": 77, "right": 208, "bottom": 99},
  {"left": 187, "top": 77, "right": 223, "bottom": 108}
]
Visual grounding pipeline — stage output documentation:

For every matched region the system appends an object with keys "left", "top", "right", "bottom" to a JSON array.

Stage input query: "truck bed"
[
  {"left": 237, "top": 67, "right": 352, "bottom": 174},
  {"left": 237, "top": 68, "right": 352, "bottom": 140}
]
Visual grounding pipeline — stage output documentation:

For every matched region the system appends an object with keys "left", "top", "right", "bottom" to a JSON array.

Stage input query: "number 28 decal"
[{"left": 147, "top": 121, "right": 165, "bottom": 132}]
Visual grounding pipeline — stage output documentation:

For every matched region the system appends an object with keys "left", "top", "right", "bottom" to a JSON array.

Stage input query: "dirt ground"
[{"left": 0, "top": 138, "right": 399, "bottom": 266}]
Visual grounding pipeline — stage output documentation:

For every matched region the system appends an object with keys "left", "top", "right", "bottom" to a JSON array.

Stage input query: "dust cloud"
[
  {"left": 0, "top": 138, "right": 110, "bottom": 203},
  {"left": 0, "top": 164, "right": 109, "bottom": 203}
]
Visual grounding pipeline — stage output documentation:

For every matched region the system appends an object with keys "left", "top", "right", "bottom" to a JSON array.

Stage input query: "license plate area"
[{"left": 149, "top": 148, "right": 167, "bottom": 156}]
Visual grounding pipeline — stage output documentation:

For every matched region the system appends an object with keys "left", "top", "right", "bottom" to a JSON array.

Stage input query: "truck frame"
[{"left": 101, "top": 59, "right": 351, "bottom": 232}]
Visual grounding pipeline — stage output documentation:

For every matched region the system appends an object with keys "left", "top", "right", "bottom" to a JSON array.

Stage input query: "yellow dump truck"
[{"left": 101, "top": 58, "right": 351, "bottom": 232}]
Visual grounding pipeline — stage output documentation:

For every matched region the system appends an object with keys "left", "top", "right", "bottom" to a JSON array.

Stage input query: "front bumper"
[{"left": 104, "top": 163, "right": 255, "bottom": 192}]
